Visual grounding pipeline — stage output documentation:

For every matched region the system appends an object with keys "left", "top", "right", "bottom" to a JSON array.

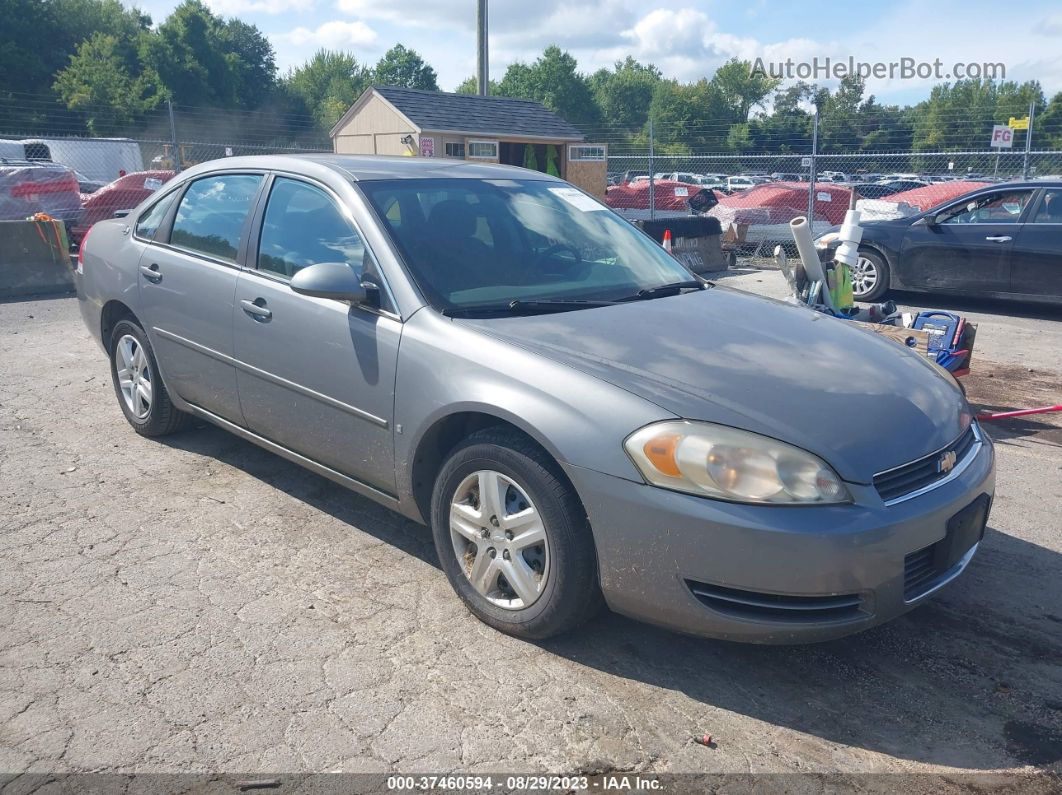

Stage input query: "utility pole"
[
  {"left": 476, "top": 0, "right": 489, "bottom": 96},
  {"left": 166, "top": 99, "right": 182, "bottom": 171},
  {"left": 1022, "top": 100, "right": 1036, "bottom": 180},
  {"left": 806, "top": 105, "right": 819, "bottom": 222},
  {"left": 648, "top": 117, "right": 655, "bottom": 221}
]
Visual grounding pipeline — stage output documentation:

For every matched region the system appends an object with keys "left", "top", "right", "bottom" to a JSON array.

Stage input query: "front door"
[
  {"left": 898, "top": 187, "right": 1035, "bottom": 293},
  {"left": 1011, "top": 188, "right": 1062, "bottom": 298},
  {"left": 138, "top": 172, "right": 264, "bottom": 423},
  {"left": 232, "top": 176, "right": 401, "bottom": 493}
]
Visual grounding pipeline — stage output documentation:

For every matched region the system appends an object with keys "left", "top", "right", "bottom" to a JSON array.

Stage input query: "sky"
[{"left": 126, "top": 0, "right": 1062, "bottom": 105}]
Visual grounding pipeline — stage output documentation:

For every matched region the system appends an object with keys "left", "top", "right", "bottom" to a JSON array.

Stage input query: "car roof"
[{"left": 172, "top": 153, "right": 565, "bottom": 183}]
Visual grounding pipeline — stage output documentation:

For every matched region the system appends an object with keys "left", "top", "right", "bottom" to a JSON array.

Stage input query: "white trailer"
[{"left": 17, "top": 138, "right": 144, "bottom": 183}]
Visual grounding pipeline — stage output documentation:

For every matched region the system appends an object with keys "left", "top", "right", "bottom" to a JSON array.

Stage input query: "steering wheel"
[{"left": 515, "top": 244, "right": 585, "bottom": 285}]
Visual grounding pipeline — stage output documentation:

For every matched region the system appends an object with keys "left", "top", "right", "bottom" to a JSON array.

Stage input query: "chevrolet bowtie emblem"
[{"left": 938, "top": 450, "right": 957, "bottom": 474}]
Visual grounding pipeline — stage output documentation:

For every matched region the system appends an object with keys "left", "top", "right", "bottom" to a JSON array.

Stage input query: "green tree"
[
  {"left": 588, "top": 57, "right": 661, "bottom": 133},
  {"left": 495, "top": 46, "right": 600, "bottom": 127},
  {"left": 455, "top": 75, "right": 498, "bottom": 94},
  {"left": 0, "top": 0, "right": 152, "bottom": 128},
  {"left": 142, "top": 0, "right": 276, "bottom": 108},
  {"left": 647, "top": 78, "right": 728, "bottom": 153},
  {"left": 710, "top": 58, "right": 780, "bottom": 122},
  {"left": 53, "top": 32, "right": 164, "bottom": 134},
  {"left": 283, "top": 49, "right": 371, "bottom": 130},
  {"left": 373, "top": 44, "right": 437, "bottom": 90}
]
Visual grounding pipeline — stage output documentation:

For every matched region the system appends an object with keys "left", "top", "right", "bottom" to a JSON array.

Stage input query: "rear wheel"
[
  {"left": 108, "top": 319, "right": 188, "bottom": 437},
  {"left": 430, "top": 428, "right": 602, "bottom": 639},
  {"left": 851, "top": 249, "right": 890, "bottom": 302}
]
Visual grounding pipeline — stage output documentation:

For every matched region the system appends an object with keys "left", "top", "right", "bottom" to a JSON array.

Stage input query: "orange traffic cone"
[{"left": 663, "top": 229, "right": 672, "bottom": 253}]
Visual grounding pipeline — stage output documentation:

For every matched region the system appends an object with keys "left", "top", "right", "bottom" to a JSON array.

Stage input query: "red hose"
[{"left": 978, "top": 405, "right": 1062, "bottom": 421}]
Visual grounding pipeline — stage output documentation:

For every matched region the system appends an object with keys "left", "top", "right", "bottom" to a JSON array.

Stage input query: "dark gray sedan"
[{"left": 75, "top": 155, "right": 995, "bottom": 643}]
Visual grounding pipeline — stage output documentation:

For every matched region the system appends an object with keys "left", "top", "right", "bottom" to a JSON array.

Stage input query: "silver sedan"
[{"left": 75, "top": 155, "right": 994, "bottom": 642}]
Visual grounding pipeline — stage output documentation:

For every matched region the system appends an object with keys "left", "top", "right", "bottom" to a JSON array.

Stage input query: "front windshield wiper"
[
  {"left": 440, "top": 298, "right": 618, "bottom": 318},
  {"left": 622, "top": 280, "right": 709, "bottom": 301},
  {"left": 507, "top": 299, "right": 618, "bottom": 313}
]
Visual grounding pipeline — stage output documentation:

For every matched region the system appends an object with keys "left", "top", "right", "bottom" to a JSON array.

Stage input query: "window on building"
[
  {"left": 467, "top": 140, "right": 498, "bottom": 159},
  {"left": 568, "top": 145, "right": 606, "bottom": 161},
  {"left": 444, "top": 142, "right": 465, "bottom": 159}
]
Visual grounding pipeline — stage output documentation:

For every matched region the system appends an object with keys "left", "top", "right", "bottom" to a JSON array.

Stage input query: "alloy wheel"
[
  {"left": 115, "top": 334, "right": 153, "bottom": 420},
  {"left": 449, "top": 470, "right": 550, "bottom": 610},
  {"left": 850, "top": 256, "right": 879, "bottom": 297}
]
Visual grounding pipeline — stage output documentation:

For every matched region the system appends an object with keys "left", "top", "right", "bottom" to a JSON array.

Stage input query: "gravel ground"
[{"left": 1, "top": 287, "right": 1060, "bottom": 780}]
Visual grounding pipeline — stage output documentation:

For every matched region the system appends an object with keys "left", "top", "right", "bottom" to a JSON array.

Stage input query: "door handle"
[
  {"left": 985, "top": 235, "right": 1012, "bottom": 242},
  {"left": 240, "top": 298, "right": 272, "bottom": 321},
  {"left": 138, "top": 263, "right": 161, "bottom": 282}
]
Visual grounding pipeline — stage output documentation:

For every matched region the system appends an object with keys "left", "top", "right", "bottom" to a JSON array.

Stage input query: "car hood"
[{"left": 460, "top": 287, "right": 968, "bottom": 484}]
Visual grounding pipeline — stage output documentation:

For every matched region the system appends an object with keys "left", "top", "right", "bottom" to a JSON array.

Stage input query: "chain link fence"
[
  {"left": 598, "top": 105, "right": 1062, "bottom": 263},
  {"left": 3, "top": 93, "right": 1062, "bottom": 259},
  {"left": 0, "top": 95, "right": 330, "bottom": 246}
]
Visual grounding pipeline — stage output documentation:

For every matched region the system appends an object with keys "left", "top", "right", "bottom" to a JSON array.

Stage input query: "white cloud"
[
  {"left": 1038, "top": 13, "right": 1062, "bottom": 36},
  {"left": 278, "top": 19, "right": 378, "bottom": 48},
  {"left": 206, "top": 0, "right": 314, "bottom": 14}
]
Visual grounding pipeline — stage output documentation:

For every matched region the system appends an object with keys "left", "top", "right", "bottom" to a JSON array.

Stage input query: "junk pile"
[{"left": 778, "top": 208, "right": 976, "bottom": 377}]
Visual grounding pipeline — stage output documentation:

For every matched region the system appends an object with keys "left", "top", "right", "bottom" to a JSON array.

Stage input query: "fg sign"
[{"left": 990, "top": 125, "right": 1014, "bottom": 148}]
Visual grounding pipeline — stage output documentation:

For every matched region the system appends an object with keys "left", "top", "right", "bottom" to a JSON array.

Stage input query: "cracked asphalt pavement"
[{"left": 1, "top": 286, "right": 1060, "bottom": 778}]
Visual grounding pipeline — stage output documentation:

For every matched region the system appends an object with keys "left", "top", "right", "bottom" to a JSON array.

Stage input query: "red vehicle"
[
  {"left": 605, "top": 179, "right": 700, "bottom": 216},
  {"left": 72, "top": 170, "right": 175, "bottom": 244}
]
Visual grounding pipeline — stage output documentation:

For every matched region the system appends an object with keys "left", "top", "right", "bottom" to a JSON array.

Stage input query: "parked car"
[
  {"left": 726, "top": 175, "right": 770, "bottom": 191},
  {"left": 73, "top": 171, "right": 107, "bottom": 195},
  {"left": 854, "top": 179, "right": 930, "bottom": 200},
  {"left": 770, "top": 172, "right": 805, "bottom": 182},
  {"left": 619, "top": 169, "right": 648, "bottom": 184},
  {"left": 72, "top": 169, "right": 175, "bottom": 245},
  {"left": 817, "top": 181, "right": 1062, "bottom": 302},
  {"left": 76, "top": 155, "right": 994, "bottom": 644},
  {"left": 0, "top": 158, "right": 81, "bottom": 225}
]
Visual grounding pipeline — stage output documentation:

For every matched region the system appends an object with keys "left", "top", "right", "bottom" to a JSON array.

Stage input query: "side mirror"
[
  {"left": 290, "top": 262, "right": 374, "bottom": 305},
  {"left": 113, "top": 209, "right": 133, "bottom": 218}
]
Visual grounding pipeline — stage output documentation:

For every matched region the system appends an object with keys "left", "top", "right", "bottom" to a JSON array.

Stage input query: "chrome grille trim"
[{"left": 874, "top": 423, "right": 983, "bottom": 506}]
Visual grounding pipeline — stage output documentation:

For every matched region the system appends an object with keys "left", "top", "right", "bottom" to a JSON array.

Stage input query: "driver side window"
[
  {"left": 938, "top": 189, "right": 1033, "bottom": 225},
  {"left": 258, "top": 177, "right": 366, "bottom": 280}
]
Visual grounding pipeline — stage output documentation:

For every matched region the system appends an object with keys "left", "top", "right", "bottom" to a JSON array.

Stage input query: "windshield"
[{"left": 359, "top": 178, "right": 695, "bottom": 312}]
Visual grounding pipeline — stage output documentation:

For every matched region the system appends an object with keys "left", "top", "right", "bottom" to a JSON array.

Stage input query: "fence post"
[
  {"left": 806, "top": 106, "right": 819, "bottom": 223},
  {"left": 166, "top": 100, "right": 182, "bottom": 172},
  {"left": 648, "top": 116, "right": 655, "bottom": 221},
  {"left": 1023, "top": 100, "right": 1036, "bottom": 180}
]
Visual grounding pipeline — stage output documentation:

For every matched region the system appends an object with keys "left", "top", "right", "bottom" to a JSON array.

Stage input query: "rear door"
[
  {"left": 1011, "top": 188, "right": 1062, "bottom": 298},
  {"left": 232, "top": 175, "right": 401, "bottom": 494},
  {"left": 898, "top": 187, "right": 1035, "bottom": 293},
  {"left": 138, "top": 172, "right": 264, "bottom": 423}
]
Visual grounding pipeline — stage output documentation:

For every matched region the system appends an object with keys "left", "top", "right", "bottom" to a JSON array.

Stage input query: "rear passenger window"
[
  {"left": 135, "top": 191, "right": 177, "bottom": 240},
  {"left": 170, "top": 174, "right": 262, "bottom": 262},
  {"left": 257, "top": 178, "right": 366, "bottom": 279},
  {"left": 1032, "top": 190, "right": 1062, "bottom": 223}
]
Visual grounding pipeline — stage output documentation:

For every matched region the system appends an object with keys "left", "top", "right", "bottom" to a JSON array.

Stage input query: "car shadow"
[
  {"left": 161, "top": 423, "right": 1062, "bottom": 771},
  {"left": 889, "top": 290, "right": 1062, "bottom": 322}
]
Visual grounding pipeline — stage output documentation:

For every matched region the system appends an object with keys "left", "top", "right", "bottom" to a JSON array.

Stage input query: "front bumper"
[{"left": 565, "top": 430, "right": 995, "bottom": 644}]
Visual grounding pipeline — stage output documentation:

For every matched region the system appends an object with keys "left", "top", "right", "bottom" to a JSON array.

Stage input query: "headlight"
[
  {"left": 624, "top": 421, "right": 851, "bottom": 505},
  {"left": 814, "top": 231, "right": 840, "bottom": 249}
]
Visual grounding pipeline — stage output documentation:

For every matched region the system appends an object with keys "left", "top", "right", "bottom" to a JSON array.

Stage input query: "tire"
[
  {"left": 852, "top": 249, "right": 890, "bottom": 302},
  {"left": 108, "top": 318, "right": 188, "bottom": 437},
  {"left": 430, "top": 427, "right": 602, "bottom": 639}
]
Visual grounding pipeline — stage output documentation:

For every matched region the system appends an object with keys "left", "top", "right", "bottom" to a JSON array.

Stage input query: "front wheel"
[
  {"left": 851, "top": 249, "right": 890, "bottom": 302},
  {"left": 430, "top": 428, "right": 602, "bottom": 639}
]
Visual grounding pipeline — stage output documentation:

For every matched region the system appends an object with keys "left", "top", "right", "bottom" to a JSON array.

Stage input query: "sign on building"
[{"left": 419, "top": 136, "right": 435, "bottom": 157}]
